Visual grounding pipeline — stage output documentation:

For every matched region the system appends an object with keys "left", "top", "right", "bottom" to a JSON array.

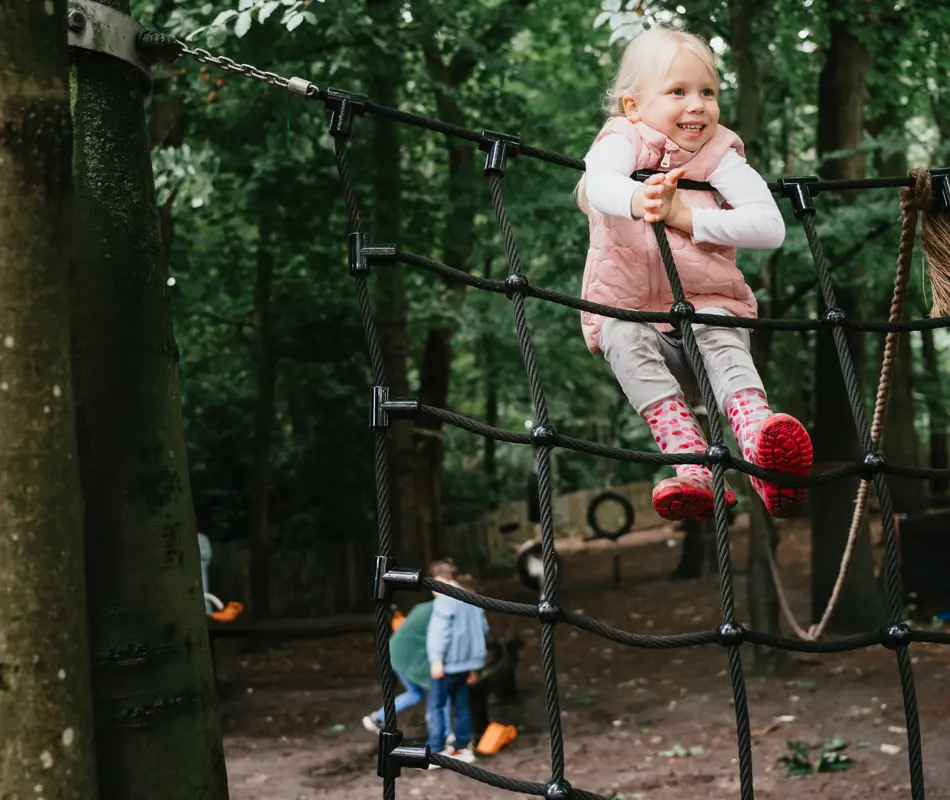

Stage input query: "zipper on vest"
[{"left": 659, "top": 148, "right": 672, "bottom": 169}]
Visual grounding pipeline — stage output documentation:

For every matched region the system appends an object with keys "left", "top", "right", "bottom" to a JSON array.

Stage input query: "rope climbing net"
[{"left": 172, "top": 43, "right": 950, "bottom": 800}]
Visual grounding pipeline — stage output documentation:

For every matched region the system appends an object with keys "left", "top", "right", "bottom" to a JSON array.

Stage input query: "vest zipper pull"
[{"left": 660, "top": 149, "right": 672, "bottom": 169}]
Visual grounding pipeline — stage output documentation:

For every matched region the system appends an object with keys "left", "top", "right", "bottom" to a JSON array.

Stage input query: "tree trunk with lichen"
[
  {"left": 68, "top": 2, "right": 229, "bottom": 796},
  {"left": 810, "top": 10, "right": 884, "bottom": 632},
  {"left": 0, "top": 1, "right": 99, "bottom": 796}
]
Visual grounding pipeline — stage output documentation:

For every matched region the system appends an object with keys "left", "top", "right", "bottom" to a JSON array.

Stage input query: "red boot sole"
[
  {"left": 653, "top": 484, "right": 738, "bottom": 522},
  {"left": 756, "top": 414, "right": 813, "bottom": 518}
]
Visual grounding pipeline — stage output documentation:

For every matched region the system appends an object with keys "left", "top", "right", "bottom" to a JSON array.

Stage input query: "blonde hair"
[{"left": 576, "top": 27, "right": 719, "bottom": 212}]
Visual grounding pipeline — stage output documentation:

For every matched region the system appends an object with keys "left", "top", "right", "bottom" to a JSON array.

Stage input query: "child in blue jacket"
[{"left": 426, "top": 567, "right": 488, "bottom": 762}]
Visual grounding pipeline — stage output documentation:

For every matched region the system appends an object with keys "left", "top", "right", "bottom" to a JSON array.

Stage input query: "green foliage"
[
  {"left": 137, "top": 0, "right": 950, "bottom": 582},
  {"left": 778, "top": 737, "right": 855, "bottom": 777}
]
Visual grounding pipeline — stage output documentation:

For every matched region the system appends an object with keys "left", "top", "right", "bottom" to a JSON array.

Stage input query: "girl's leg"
[
  {"left": 692, "top": 309, "right": 812, "bottom": 517},
  {"left": 600, "top": 319, "right": 736, "bottom": 520}
]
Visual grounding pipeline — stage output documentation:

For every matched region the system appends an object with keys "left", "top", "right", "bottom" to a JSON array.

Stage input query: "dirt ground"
[{"left": 218, "top": 517, "right": 950, "bottom": 800}]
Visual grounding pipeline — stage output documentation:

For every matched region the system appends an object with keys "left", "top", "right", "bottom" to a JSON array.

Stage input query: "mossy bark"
[
  {"left": 0, "top": 1, "right": 99, "bottom": 796},
  {"left": 68, "top": 2, "right": 229, "bottom": 796}
]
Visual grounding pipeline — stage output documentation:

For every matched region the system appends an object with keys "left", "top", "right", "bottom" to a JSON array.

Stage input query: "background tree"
[
  {"left": 70, "top": 1, "right": 229, "bottom": 795},
  {"left": 0, "top": 1, "right": 98, "bottom": 796}
]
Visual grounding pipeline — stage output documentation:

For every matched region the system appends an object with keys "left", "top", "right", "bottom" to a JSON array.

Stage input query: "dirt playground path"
[{"left": 218, "top": 519, "right": 950, "bottom": 799}]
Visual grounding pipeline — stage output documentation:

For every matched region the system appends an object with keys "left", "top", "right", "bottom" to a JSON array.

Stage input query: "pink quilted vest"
[{"left": 580, "top": 118, "right": 758, "bottom": 354}]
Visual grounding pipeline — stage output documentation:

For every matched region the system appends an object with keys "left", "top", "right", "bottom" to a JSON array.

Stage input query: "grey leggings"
[{"left": 599, "top": 308, "right": 766, "bottom": 415}]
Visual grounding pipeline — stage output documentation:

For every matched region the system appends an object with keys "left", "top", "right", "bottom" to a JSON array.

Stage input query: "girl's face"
[{"left": 622, "top": 49, "right": 720, "bottom": 152}]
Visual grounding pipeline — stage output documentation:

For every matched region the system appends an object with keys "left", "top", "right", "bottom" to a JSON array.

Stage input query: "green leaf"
[
  {"left": 233, "top": 10, "right": 253, "bottom": 37},
  {"left": 211, "top": 9, "right": 238, "bottom": 26},
  {"left": 258, "top": 1, "right": 280, "bottom": 23}
]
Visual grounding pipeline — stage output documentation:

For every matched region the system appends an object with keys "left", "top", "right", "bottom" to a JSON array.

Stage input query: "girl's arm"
[
  {"left": 682, "top": 149, "right": 785, "bottom": 249},
  {"left": 584, "top": 134, "right": 648, "bottom": 219}
]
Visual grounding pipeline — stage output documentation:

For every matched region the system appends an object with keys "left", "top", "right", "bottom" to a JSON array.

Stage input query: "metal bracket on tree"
[{"left": 67, "top": 0, "right": 151, "bottom": 90}]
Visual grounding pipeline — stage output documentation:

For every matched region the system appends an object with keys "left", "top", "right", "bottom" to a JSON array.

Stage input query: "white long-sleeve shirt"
[{"left": 584, "top": 134, "right": 785, "bottom": 249}]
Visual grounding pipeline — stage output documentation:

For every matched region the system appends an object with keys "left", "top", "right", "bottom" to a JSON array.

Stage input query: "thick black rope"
[
  {"left": 485, "top": 167, "right": 567, "bottom": 785},
  {"left": 331, "top": 134, "right": 398, "bottom": 800},
  {"left": 394, "top": 248, "right": 950, "bottom": 332},
  {"left": 415, "top": 404, "right": 940, "bottom": 486},
  {"left": 795, "top": 208, "right": 924, "bottom": 800},
  {"left": 650, "top": 222, "right": 755, "bottom": 799}
]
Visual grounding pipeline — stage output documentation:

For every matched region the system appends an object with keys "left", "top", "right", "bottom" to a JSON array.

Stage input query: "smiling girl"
[{"left": 577, "top": 26, "right": 812, "bottom": 522}]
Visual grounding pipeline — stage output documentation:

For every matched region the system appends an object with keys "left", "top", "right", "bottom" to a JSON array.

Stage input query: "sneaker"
[
  {"left": 361, "top": 714, "right": 381, "bottom": 734},
  {"left": 750, "top": 414, "right": 813, "bottom": 518},
  {"left": 449, "top": 747, "right": 476, "bottom": 764},
  {"left": 446, "top": 732, "right": 456, "bottom": 748}
]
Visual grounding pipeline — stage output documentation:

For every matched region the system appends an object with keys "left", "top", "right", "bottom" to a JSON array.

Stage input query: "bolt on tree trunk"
[
  {"left": 0, "top": 2, "right": 98, "bottom": 796},
  {"left": 68, "top": 3, "right": 229, "bottom": 796}
]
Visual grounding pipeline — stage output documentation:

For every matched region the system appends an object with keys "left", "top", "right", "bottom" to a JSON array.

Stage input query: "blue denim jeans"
[
  {"left": 375, "top": 672, "right": 450, "bottom": 731},
  {"left": 427, "top": 672, "right": 471, "bottom": 752}
]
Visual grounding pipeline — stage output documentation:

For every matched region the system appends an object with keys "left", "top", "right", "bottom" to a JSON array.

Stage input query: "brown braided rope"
[{"left": 769, "top": 169, "right": 927, "bottom": 640}]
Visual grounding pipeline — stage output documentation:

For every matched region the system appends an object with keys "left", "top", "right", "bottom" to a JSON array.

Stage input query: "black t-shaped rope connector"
[
  {"left": 372, "top": 556, "right": 422, "bottom": 600},
  {"left": 325, "top": 87, "right": 367, "bottom": 138},
  {"left": 371, "top": 385, "right": 419, "bottom": 428},
  {"left": 350, "top": 232, "right": 396, "bottom": 276},
  {"left": 928, "top": 168, "right": 950, "bottom": 213},
  {"left": 376, "top": 730, "right": 404, "bottom": 778},
  {"left": 777, "top": 176, "right": 819, "bottom": 219},
  {"left": 378, "top": 733, "right": 432, "bottom": 778},
  {"left": 480, "top": 130, "right": 522, "bottom": 175}
]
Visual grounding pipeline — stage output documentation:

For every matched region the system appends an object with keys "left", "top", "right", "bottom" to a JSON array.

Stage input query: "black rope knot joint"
[
  {"left": 536, "top": 600, "right": 562, "bottom": 625},
  {"left": 704, "top": 443, "right": 732, "bottom": 467},
  {"left": 777, "top": 176, "right": 819, "bottom": 219},
  {"left": 928, "top": 168, "right": 950, "bottom": 213},
  {"left": 373, "top": 556, "right": 422, "bottom": 601},
  {"left": 371, "top": 385, "right": 419, "bottom": 428},
  {"left": 479, "top": 130, "right": 522, "bottom": 176},
  {"left": 349, "top": 232, "right": 396, "bottom": 277},
  {"left": 530, "top": 424, "right": 556, "bottom": 448},
  {"left": 880, "top": 622, "right": 912, "bottom": 650},
  {"left": 716, "top": 621, "right": 746, "bottom": 647},
  {"left": 504, "top": 273, "right": 529, "bottom": 298},
  {"left": 859, "top": 451, "right": 886, "bottom": 476},
  {"left": 325, "top": 87, "right": 367, "bottom": 138},
  {"left": 820, "top": 307, "right": 848, "bottom": 328},
  {"left": 668, "top": 300, "right": 695, "bottom": 325},
  {"left": 545, "top": 778, "right": 573, "bottom": 800}
]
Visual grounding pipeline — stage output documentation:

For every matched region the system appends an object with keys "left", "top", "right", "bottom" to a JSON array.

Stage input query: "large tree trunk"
[
  {"left": 412, "top": 46, "right": 481, "bottom": 565},
  {"left": 484, "top": 258, "right": 499, "bottom": 495},
  {"left": 366, "top": 0, "right": 420, "bottom": 567},
  {"left": 727, "top": 0, "right": 783, "bottom": 664},
  {"left": 248, "top": 206, "right": 278, "bottom": 616},
  {"left": 69, "top": 2, "right": 229, "bottom": 796},
  {"left": 728, "top": 0, "right": 766, "bottom": 169},
  {"left": 0, "top": 2, "right": 99, "bottom": 796},
  {"left": 864, "top": 12, "right": 923, "bottom": 516},
  {"left": 810, "top": 10, "right": 884, "bottom": 632}
]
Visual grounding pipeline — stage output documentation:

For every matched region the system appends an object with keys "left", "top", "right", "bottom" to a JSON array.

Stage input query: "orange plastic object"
[
  {"left": 475, "top": 722, "right": 517, "bottom": 755},
  {"left": 210, "top": 601, "right": 244, "bottom": 622},
  {"left": 391, "top": 610, "right": 406, "bottom": 632}
]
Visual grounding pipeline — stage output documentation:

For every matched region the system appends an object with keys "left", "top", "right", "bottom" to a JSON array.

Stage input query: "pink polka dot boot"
[
  {"left": 727, "top": 389, "right": 813, "bottom": 518},
  {"left": 642, "top": 393, "right": 737, "bottom": 522},
  {"left": 652, "top": 471, "right": 738, "bottom": 522}
]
